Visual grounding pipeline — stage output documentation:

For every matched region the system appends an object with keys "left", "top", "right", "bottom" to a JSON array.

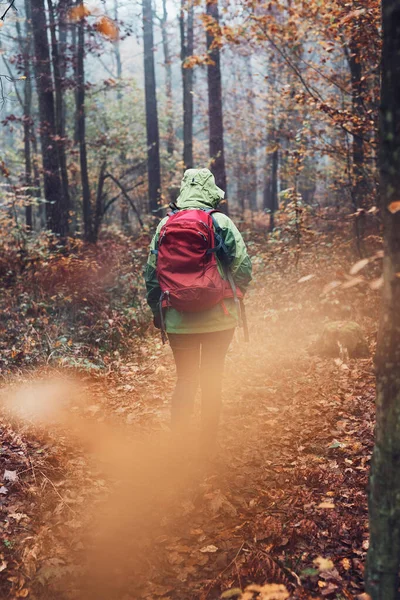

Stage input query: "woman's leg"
[
  {"left": 199, "top": 329, "right": 235, "bottom": 450},
  {"left": 168, "top": 333, "right": 201, "bottom": 435}
]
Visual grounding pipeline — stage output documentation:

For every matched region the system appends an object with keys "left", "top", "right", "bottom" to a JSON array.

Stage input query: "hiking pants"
[{"left": 168, "top": 329, "right": 234, "bottom": 445}]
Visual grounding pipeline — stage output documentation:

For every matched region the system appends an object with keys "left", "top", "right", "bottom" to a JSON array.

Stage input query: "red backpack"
[{"left": 155, "top": 208, "right": 230, "bottom": 313}]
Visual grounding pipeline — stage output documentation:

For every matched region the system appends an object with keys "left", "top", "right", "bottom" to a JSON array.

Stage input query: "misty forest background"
[{"left": 0, "top": 0, "right": 380, "bottom": 240}]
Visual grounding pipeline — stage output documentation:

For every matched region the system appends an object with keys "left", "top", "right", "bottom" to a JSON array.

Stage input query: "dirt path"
[{"left": 0, "top": 243, "right": 376, "bottom": 600}]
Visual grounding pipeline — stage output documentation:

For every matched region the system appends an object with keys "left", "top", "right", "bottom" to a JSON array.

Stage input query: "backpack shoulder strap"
[{"left": 205, "top": 209, "right": 232, "bottom": 264}]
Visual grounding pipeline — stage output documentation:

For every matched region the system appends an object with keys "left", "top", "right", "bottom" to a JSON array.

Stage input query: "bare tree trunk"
[
  {"left": 93, "top": 161, "right": 107, "bottom": 243},
  {"left": 347, "top": 24, "right": 367, "bottom": 212},
  {"left": 345, "top": 4, "right": 368, "bottom": 256},
  {"left": 31, "top": 128, "right": 43, "bottom": 227},
  {"left": 30, "top": 0, "right": 68, "bottom": 236},
  {"left": 263, "top": 141, "right": 279, "bottom": 232},
  {"left": 244, "top": 54, "right": 257, "bottom": 211},
  {"left": 206, "top": 0, "right": 227, "bottom": 210},
  {"left": 180, "top": 0, "right": 193, "bottom": 168},
  {"left": 142, "top": 0, "right": 161, "bottom": 215},
  {"left": 23, "top": 0, "right": 42, "bottom": 229},
  {"left": 114, "top": 0, "right": 122, "bottom": 97},
  {"left": 75, "top": 14, "right": 92, "bottom": 241},
  {"left": 365, "top": 1, "right": 400, "bottom": 598},
  {"left": 23, "top": 81, "right": 33, "bottom": 231},
  {"left": 160, "top": 0, "right": 174, "bottom": 155},
  {"left": 16, "top": 4, "right": 33, "bottom": 230},
  {"left": 47, "top": 0, "right": 71, "bottom": 225},
  {"left": 113, "top": 0, "right": 130, "bottom": 233}
]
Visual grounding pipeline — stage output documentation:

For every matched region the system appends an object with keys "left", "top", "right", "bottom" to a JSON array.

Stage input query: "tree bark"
[
  {"left": 142, "top": 0, "right": 161, "bottom": 215},
  {"left": 180, "top": 0, "right": 193, "bottom": 169},
  {"left": 206, "top": 0, "right": 227, "bottom": 210},
  {"left": 263, "top": 142, "right": 279, "bottom": 232},
  {"left": 16, "top": 3, "right": 33, "bottom": 230},
  {"left": 244, "top": 54, "right": 257, "bottom": 211},
  {"left": 113, "top": 0, "right": 130, "bottom": 233},
  {"left": 160, "top": 0, "right": 174, "bottom": 155},
  {"left": 47, "top": 0, "right": 71, "bottom": 226},
  {"left": 30, "top": 0, "right": 68, "bottom": 236},
  {"left": 93, "top": 161, "right": 107, "bottom": 243},
  {"left": 348, "top": 39, "right": 366, "bottom": 211},
  {"left": 31, "top": 126, "right": 44, "bottom": 227},
  {"left": 365, "top": 1, "right": 400, "bottom": 598},
  {"left": 75, "top": 14, "right": 92, "bottom": 241}
]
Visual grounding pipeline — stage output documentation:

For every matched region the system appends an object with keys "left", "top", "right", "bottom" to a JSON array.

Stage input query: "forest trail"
[{"left": 0, "top": 241, "right": 376, "bottom": 600}]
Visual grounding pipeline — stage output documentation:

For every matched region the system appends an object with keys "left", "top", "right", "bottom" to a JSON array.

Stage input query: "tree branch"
[
  {"left": 1, "top": 0, "right": 17, "bottom": 21},
  {"left": 104, "top": 172, "right": 144, "bottom": 228}
]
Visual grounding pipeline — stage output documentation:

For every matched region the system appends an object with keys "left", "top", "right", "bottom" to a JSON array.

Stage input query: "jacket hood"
[{"left": 176, "top": 168, "right": 225, "bottom": 210}]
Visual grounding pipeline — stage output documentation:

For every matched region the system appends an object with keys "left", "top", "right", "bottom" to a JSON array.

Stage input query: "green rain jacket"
[{"left": 144, "top": 168, "right": 252, "bottom": 334}]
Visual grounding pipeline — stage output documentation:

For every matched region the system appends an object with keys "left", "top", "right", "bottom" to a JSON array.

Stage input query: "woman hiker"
[{"left": 144, "top": 168, "right": 252, "bottom": 456}]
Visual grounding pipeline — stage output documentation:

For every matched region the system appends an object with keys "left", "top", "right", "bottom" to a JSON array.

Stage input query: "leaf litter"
[{"left": 0, "top": 230, "right": 378, "bottom": 599}]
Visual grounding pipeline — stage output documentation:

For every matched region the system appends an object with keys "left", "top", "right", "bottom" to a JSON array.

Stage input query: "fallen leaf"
[
  {"left": 243, "top": 584, "right": 289, "bottom": 600},
  {"left": 206, "top": 489, "right": 237, "bottom": 517},
  {"left": 221, "top": 588, "right": 242, "bottom": 599},
  {"left": 362, "top": 539, "right": 369, "bottom": 551},
  {"left": 4, "top": 470, "right": 18, "bottom": 483},
  {"left": 0, "top": 486, "right": 8, "bottom": 495},
  {"left": 200, "top": 545, "right": 218, "bottom": 553},
  {"left": 329, "top": 440, "right": 345, "bottom": 449},
  {"left": 313, "top": 556, "right": 335, "bottom": 571},
  {"left": 342, "top": 557, "right": 351, "bottom": 571},
  {"left": 318, "top": 501, "right": 335, "bottom": 509},
  {"left": 8, "top": 513, "right": 28, "bottom": 522}
]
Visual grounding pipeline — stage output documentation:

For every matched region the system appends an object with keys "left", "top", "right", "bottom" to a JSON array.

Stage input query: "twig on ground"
[{"left": 204, "top": 542, "right": 245, "bottom": 599}]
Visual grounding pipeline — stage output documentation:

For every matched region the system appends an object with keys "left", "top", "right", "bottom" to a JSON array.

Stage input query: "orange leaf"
[
  {"left": 95, "top": 16, "right": 119, "bottom": 41},
  {"left": 388, "top": 201, "right": 400, "bottom": 214},
  {"left": 68, "top": 4, "right": 91, "bottom": 22}
]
